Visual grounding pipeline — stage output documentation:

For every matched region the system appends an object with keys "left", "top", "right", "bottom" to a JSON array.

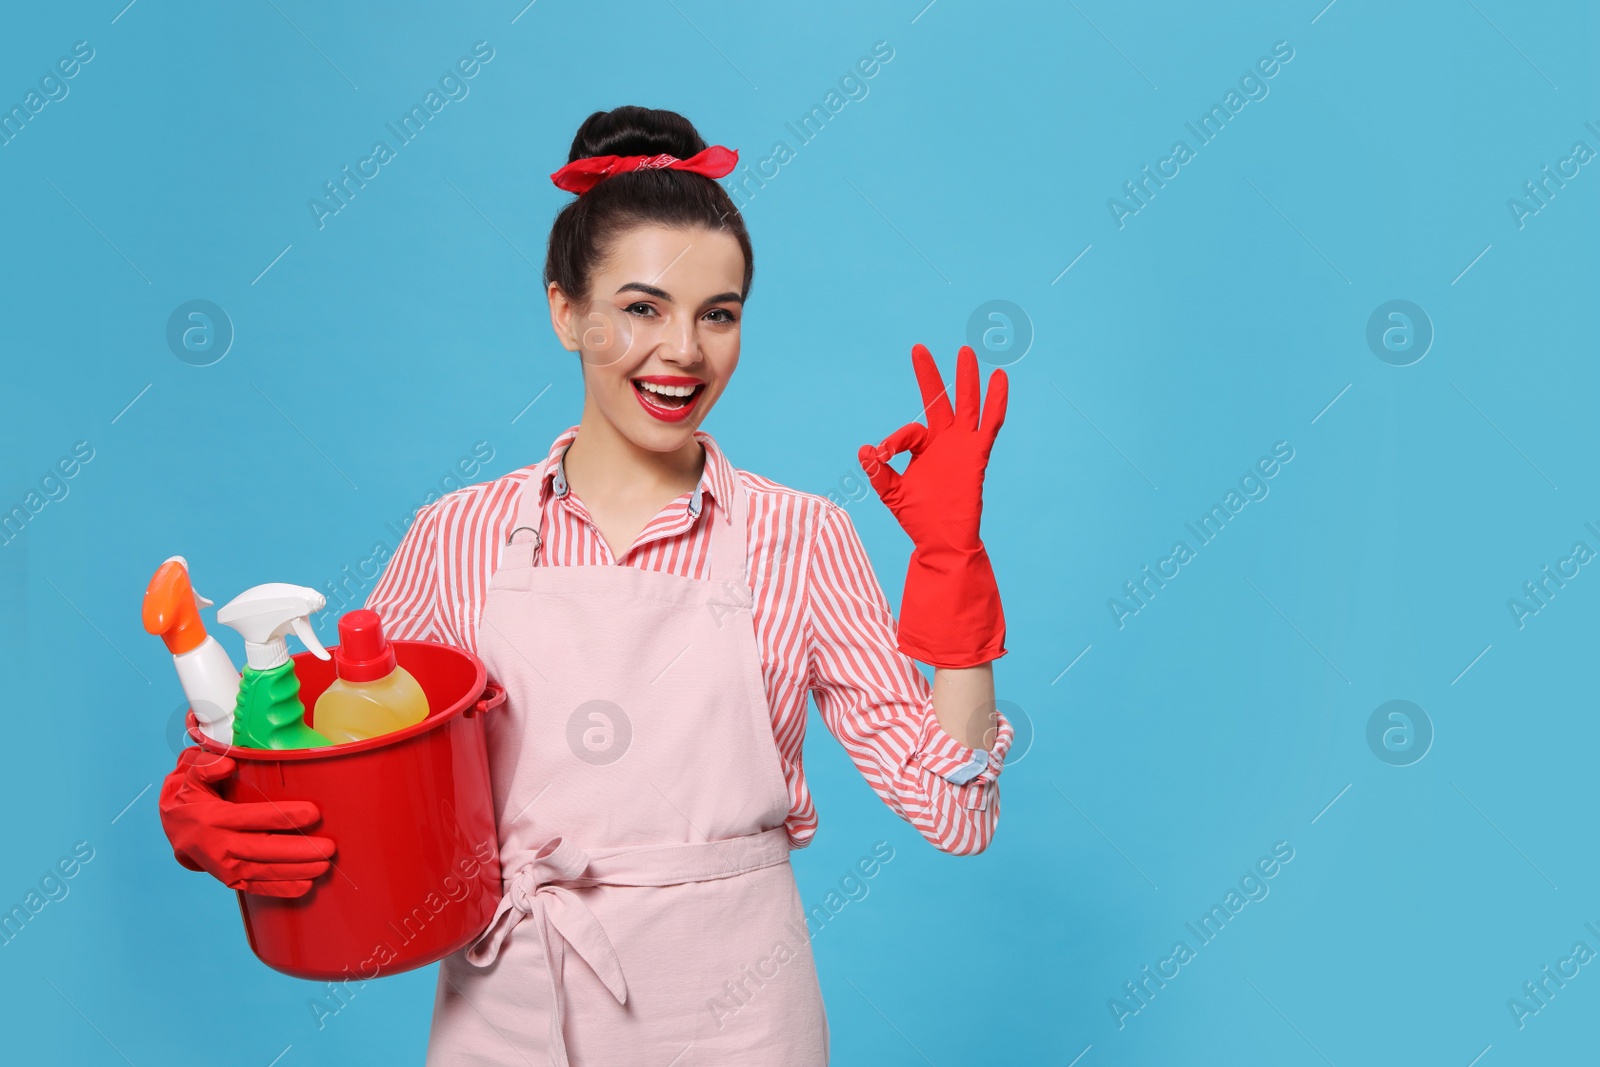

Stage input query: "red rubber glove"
[
  {"left": 858, "top": 343, "right": 1008, "bottom": 669},
  {"left": 158, "top": 747, "right": 336, "bottom": 898}
]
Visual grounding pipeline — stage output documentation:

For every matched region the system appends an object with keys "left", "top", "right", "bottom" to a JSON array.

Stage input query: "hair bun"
[
  {"left": 545, "top": 106, "right": 753, "bottom": 311},
  {"left": 568, "top": 106, "right": 707, "bottom": 162}
]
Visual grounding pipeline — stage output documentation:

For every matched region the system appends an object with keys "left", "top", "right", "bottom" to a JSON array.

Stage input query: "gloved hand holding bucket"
[{"left": 159, "top": 746, "right": 336, "bottom": 898}]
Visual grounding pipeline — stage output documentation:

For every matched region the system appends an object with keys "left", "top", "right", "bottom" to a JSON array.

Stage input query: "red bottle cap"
[{"left": 334, "top": 609, "right": 397, "bottom": 683}]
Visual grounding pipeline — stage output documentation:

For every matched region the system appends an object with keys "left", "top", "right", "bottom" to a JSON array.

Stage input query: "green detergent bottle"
[{"left": 216, "top": 583, "right": 333, "bottom": 749}]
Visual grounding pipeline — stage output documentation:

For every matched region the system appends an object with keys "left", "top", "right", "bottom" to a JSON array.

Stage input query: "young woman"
[{"left": 159, "top": 106, "right": 1014, "bottom": 1066}]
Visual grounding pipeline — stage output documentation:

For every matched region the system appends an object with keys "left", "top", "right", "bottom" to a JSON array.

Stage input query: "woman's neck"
[{"left": 562, "top": 406, "right": 705, "bottom": 510}]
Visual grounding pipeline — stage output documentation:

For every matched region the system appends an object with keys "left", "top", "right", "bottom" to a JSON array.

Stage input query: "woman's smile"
[{"left": 630, "top": 374, "right": 707, "bottom": 422}]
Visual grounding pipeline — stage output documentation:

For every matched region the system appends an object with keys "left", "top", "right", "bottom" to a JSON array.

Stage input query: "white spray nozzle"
[{"left": 217, "top": 583, "right": 332, "bottom": 671}]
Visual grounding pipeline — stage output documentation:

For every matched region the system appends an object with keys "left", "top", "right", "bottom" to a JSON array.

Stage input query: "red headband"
[{"left": 550, "top": 145, "right": 739, "bottom": 194}]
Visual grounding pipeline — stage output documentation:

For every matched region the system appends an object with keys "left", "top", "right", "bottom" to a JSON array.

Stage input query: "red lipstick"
[{"left": 631, "top": 375, "right": 706, "bottom": 423}]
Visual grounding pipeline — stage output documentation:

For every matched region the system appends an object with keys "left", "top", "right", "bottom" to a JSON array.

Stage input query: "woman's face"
[{"left": 549, "top": 223, "right": 745, "bottom": 452}]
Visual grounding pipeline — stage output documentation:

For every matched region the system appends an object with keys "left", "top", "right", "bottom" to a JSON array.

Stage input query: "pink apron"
[{"left": 425, "top": 463, "right": 829, "bottom": 1066}]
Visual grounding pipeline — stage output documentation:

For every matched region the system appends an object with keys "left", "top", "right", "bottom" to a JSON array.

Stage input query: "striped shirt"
[{"left": 365, "top": 424, "right": 1013, "bottom": 855}]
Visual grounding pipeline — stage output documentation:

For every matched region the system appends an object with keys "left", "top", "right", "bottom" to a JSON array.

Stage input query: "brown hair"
[{"left": 543, "top": 106, "right": 754, "bottom": 310}]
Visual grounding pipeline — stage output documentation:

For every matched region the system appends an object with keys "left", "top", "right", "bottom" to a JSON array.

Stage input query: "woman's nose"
[{"left": 658, "top": 315, "right": 700, "bottom": 365}]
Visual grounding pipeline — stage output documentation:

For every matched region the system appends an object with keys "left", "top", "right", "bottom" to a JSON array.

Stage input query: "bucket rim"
[{"left": 189, "top": 638, "right": 494, "bottom": 762}]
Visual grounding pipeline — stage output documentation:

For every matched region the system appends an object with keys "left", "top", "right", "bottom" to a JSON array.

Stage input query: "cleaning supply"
[
  {"left": 142, "top": 556, "right": 241, "bottom": 745},
  {"left": 184, "top": 639, "right": 505, "bottom": 980},
  {"left": 312, "top": 609, "right": 430, "bottom": 743},
  {"left": 217, "top": 583, "right": 333, "bottom": 750}
]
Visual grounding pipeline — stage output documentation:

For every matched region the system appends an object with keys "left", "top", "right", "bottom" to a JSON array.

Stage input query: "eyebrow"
[{"left": 616, "top": 282, "right": 743, "bottom": 306}]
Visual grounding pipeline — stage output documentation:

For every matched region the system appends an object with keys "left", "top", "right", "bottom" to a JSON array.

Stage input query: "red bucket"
[{"left": 187, "top": 639, "right": 506, "bottom": 981}]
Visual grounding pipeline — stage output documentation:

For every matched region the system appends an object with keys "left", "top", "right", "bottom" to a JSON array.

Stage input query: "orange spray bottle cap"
[{"left": 142, "top": 556, "right": 213, "bottom": 655}]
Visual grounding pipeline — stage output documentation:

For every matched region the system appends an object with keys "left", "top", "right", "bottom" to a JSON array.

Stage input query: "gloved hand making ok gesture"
[{"left": 858, "top": 343, "right": 1009, "bottom": 669}]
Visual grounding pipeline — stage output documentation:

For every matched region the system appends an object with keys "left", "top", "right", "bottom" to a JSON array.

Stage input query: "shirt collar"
[{"left": 536, "top": 424, "right": 734, "bottom": 522}]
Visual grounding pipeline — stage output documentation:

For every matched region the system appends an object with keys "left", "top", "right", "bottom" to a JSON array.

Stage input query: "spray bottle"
[
  {"left": 142, "top": 556, "right": 241, "bottom": 745},
  {"left": 217, "top": 583, "right": 333, "bottom": 750}
]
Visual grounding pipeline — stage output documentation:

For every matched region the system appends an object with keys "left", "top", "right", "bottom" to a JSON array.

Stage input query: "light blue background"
[{"left": 2, "top": 1, "right": 1597, "bottom": 1063}]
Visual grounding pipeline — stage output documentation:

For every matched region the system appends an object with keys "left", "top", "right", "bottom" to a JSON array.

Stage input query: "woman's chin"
[{"left": 610, "top": 407, "right": 703, "bottom": 451}]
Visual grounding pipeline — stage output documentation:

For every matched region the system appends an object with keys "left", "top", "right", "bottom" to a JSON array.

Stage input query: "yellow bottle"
[{"left": 313, "top": 609, "right": 429, "bottom": 743}]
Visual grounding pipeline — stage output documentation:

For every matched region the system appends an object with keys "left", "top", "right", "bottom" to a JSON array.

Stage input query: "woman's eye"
[
  {"left": 705, "top": 308, "right": 737, "bottom": 324},
  {"left": 624, "top": 303, "right": 655, "bottom": 317}
]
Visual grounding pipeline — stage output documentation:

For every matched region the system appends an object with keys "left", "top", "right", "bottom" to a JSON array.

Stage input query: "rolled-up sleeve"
[
  {"left": 363, "top": 500, "right": 447, "bottom": 645},
  {"left": 804, "top": 502, "right": 1014, "bottom": 855}
]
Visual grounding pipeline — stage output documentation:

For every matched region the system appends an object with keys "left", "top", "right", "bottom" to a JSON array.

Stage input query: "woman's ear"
[{"left": 547, "top": 283, "right": 580, "bottom": 352}]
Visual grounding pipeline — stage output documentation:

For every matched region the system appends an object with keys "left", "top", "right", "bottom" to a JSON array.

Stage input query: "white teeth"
[{"left": 635, "top": 380, "right": 699, "bottom": 397}]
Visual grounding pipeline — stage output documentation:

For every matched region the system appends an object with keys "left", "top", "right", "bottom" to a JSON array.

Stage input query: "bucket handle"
[{"left": 465, "top": 680, "right": 507, "bottom": 719}]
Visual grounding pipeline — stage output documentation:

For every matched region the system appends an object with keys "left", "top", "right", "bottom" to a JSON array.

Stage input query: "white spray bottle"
[{"left": 142, "top": 556, "right": 241, "bottom": 745}]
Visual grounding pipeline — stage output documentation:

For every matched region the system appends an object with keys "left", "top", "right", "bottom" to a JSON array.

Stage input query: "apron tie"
[
  {"left": 466, "top": 837, "right": 628, "bottom": 1067},
  {"left": 463, "top": 827, "right": 793, "bottom": 1066}
]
